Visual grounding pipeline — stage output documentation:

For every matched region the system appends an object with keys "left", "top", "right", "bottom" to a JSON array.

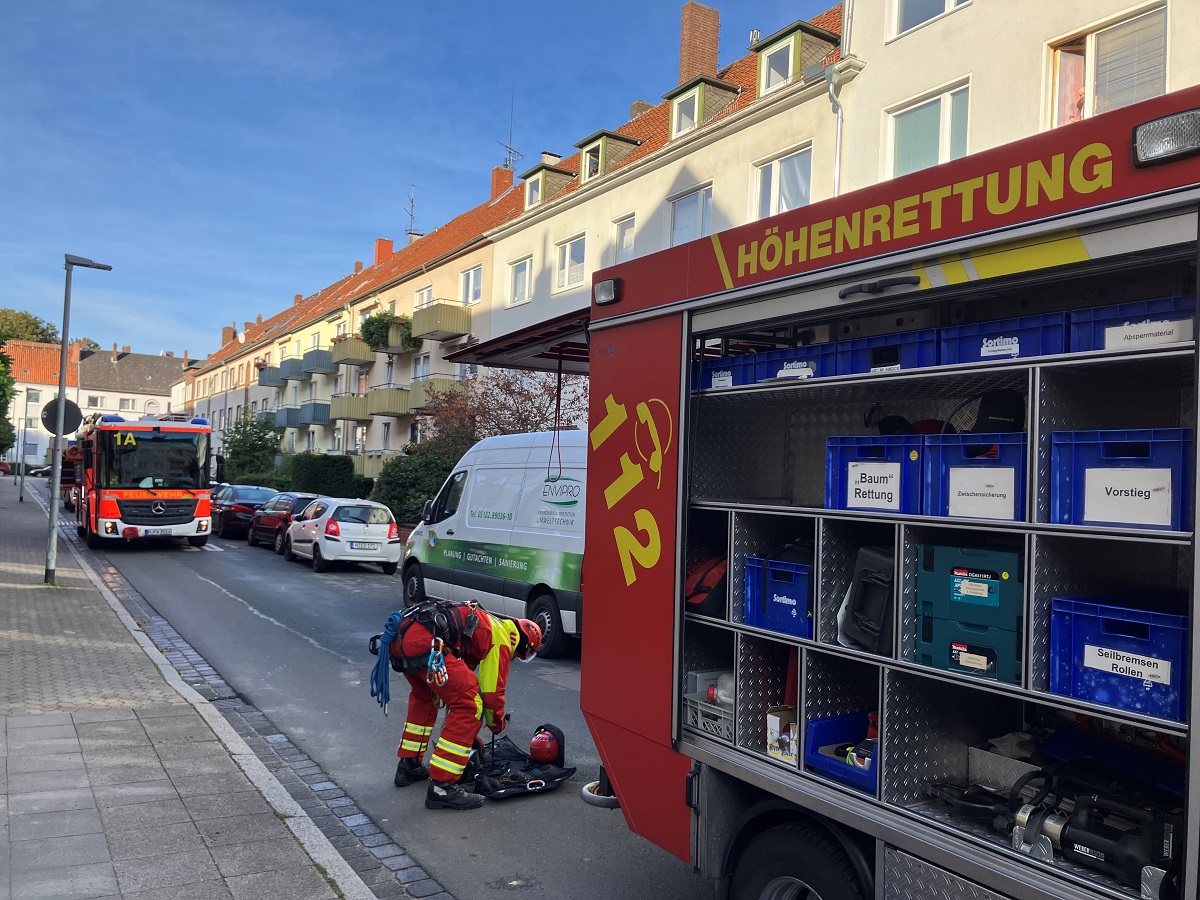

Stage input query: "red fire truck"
[
  {"left": 75, "top": 413, "right": 215, "bottom": 548},
  {"left": 582, "top": 87, "right": 1200, "bottom": 900}
]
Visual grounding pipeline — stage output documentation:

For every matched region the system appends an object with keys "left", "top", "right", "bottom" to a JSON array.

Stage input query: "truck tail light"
[
  {"left": 325, "top": 519, "right": 340, "bottom": 537},
  {"left": 388, "top": 522, "right": 399, "bottom": 540}
]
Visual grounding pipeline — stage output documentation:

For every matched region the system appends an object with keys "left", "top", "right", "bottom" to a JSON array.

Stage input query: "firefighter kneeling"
[{"left": 385, "top": 600, "right": 542, "bottom": 810}]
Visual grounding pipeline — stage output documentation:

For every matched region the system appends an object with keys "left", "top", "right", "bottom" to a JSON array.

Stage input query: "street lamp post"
[
  {"left": 18, "top": 388, "right": 37, "bottom": 501},
  {"left": 45, "top": 253, "right": 111, "bottom": 584},
  {"left": 11, "top": 388, "right": 22, "bottom": 486}
]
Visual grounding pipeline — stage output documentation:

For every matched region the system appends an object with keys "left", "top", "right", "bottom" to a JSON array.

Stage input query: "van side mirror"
[{"left": 422, "top": 499, "right": 434, "bottom": 522}]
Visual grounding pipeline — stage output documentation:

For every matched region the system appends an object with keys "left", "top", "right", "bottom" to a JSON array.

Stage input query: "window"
[
  {"left": 670, "top": 185, "right": 713, "bottom": 246},
  {"left": 410, "top": 420, "right": 424, "bottom": 444},
  {"left": 461, "top": 265, "right": 483, "bottom": 305},
  {"left": 897, "top": 0, "right": 967, "bottom": 35},
  {"left": 760, "top": 39, "right": 794, "bottom": 95},
  {"left": 287, "top": 433, "right": 296, "bottom": 452},
  {"left": 335, "top": 320, "right": 347, "bottom": 336},
  {"left": 615, "top": 216, "right": 636, "bottom": 263},
  {"left": 384, "top": 358, "right": 394, "bottom": 385},
  {"left": 382, "top": 422, "right": 391, "bottom": 448},
  {"left": 757, "top": 147, "right": 812, "bottom": 218},
  {"left": 25, "top": 417, "right": 37, "bottom": 429},
  {"left": 310, "top": 332, "right": 320, "bottom": 349},
  {"left": 119, "top": 398, "right": 134, "bottom": 411},
  {"left": 415, "top": 285, "right": 433, "bottom": 310},
  {"left": 26, "top": 389, "right": 40, "bottom": 403},
  {"left": 430, "top": 471, "right": 467, "bottom": 523},
  {"left": 891, "top": 85, "right": 969, "bottom": 177},
  {"left": 555, "top": 236, "right": 586, "bottom": 290},
  {"left": 510, "top": 257, "right": 532, "bottom": 305},
  {"left": 1052, "top": 9, "right": 1166, "bottom": 127},
  {"left": 672, "top": 88, "right": 699, "bottom": 138},
  {"left": 414, "top": 354, "right": 430, "bottom": 380},
  {"left": 236, "top": 404, "right": 242, "bottom": 420},
  {"left": 457, "top": 363, "right": 477, "bottom": 379},
  {"left": 88, "top": 395, "right": 103, "bottom": 408},
  {"left": 305, "top": 431, "right": 314, "bottom": 452},
  {"left": 525, "top": 176, "right": 542, "bottom": 209},
  {"left": 582, "top": 145, "right": 601, "bottom": 181},
  {"left": 145, "top": 400, "right": 158, "bottom": 415},
  {"left": 251, "top": 400, "right": 258, "bottom": 415},
  {"left": 237, "top": 364, "right": 244, "bottom": 384}
]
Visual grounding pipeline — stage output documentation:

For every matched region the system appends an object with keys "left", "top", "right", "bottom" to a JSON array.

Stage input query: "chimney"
[
  {"left": 256, "top": 313, "right": 262, "bottom": 325},
  {"left": 244, "top": 322, "right": 252, "bottom": 332},
  {"left": 221, "top": 326, "right": 236, "bottom": 345},
  {"left": 354, "top": 260, "right": 364, "bottom": 274},
  {"left": 294, "top": 293, "right": 303, "bottom": 306},
  {"left": 183, "top": 350, "right": 189, "bottom": 364},
  {"left": 491, "top": 166, "right": 514, "bottom": 200},
  {"left": 630, "top": 100, "right": 653, "bottom": 119},
  {"left": 540, "top": 151, "right": 561, "bottom": 167},
  {"left": 112, "top": 342, "right": 118, "bottom": 362},
  {"left": 122, "top": 345, "right": 131, "bottom": 353},
  {"left": 68, "top": 342, "right": 83, "bottom": 364},
  {"left": 374, "top": 238, "right": 394, "bottom": 265},
  {"left": 166, "top": 351, "right": 174, "bottom": 357},
  {"left": 679, "top": 2, "right": 719, "bottom": 84},
  {"left": 407, "top": 230, "right": 422, "bottom": 246}
]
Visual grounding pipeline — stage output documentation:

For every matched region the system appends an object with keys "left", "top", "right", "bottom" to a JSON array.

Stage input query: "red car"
[
  {"left": 246, "top": 492, "right": 319, "bottom": 554},
  {"left": 209, "top": 484, "right": 278, "bottom": 539},
  {"left": 0, "top": 460, "right": 11, "bottom": 476}
]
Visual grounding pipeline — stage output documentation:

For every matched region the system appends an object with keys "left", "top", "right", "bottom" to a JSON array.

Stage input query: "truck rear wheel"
[{"left": 730, "top": 823, "right": 866, "bottom": 900}]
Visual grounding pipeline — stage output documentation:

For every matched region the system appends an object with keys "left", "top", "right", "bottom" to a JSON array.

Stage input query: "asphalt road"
[{"left": 83, "top": 520, "right": 710, "bottom": 900}]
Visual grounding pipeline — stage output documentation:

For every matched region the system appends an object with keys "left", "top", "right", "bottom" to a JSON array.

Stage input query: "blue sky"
[{"left": 2, "top": 1, "right": 834, "bottom": 359}]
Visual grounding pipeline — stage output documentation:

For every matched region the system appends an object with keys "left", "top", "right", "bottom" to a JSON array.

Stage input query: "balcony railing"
[
  {"left": 275, "top": 406, "right": 301, "bottom": 429},
  {"left": 368, "top": 383, "right": 412, "bottom": 417},
  {"left": 302, "top": 346, "right": 337, "bottom": 375},
  {"left": 299, "top": 401, "right": 330, "bottom": 426},
  {"left": 331, "top": 336, "right": 375, "bottom": 367},
  {"left": 255, "top": 411, "right": 276, "bottom": 428},
  {"left": 330, "top": 393, "right": 372, "bottom": 421},
  {"left": 257, "top": 366, "right": 284, "bottom": 387},
  {"left": 372, "top": 322, "right": 423, "bottom": 355},
  {"left": 279, "top": 356, "right": 310, "bottom": 381},
  {"left": 412, "top": 299, "right": 471, "bottom": 341},
  {"left": 409, "top": 375, "right": 464, "bottom": 410},
  {"left": 360, "top": 449, "right": 402, "bottom": 479}
]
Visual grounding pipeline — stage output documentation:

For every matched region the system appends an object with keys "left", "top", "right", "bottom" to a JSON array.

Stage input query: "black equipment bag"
[
  {"left": 474, "top": 734, "right": 576, "bottom": 801},
  {"left": 839, "top": 546, "right": 895, "bottom": 655}
]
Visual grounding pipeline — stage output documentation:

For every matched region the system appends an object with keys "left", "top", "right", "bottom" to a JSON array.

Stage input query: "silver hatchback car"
[{"left": 283, "top": 497, "right": 402, "bottom": 574}]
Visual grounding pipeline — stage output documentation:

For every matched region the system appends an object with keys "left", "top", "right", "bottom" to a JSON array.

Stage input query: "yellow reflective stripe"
[
  {"left": 938, "top": 254, "right": 971, "bottom": 285},
  {"left": 477, "top": 620, "right": 514, "bottom": 697},
  {"left": 436, "top": 736, "right": 473, "bottom": 757},
  {"left": 403, "top": 723, "right": 434, "bottom": 736},
  {"left": 430, "top": 756, "right": 466, "bottom": 776},
  {"left": 401, "top": 739, "right": 426, "bottom": 752},
  {"left": 911, "top": 261, "right": 931, "bottom": 290},
  {"left": 969, "top": 230, "right": 1090, "bottom": 280}
]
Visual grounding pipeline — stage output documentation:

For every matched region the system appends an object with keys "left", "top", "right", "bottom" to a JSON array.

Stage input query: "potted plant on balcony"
[{"left": 361, "top": 312, "right": 422, "bottom": 354}]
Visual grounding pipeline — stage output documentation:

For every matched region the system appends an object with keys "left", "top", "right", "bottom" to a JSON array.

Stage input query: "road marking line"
[{"left": 203, "top": 544, "right": 223, "bottom": 551}]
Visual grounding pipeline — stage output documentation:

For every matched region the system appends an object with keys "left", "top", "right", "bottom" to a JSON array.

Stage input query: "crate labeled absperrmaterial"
[
  {"left": 835, "top": 329, "right": 938, "bottom": 376},
  {"left": 744, "top": 557, "right": 813, "bottom": 639},
  {"left": 753, "top": 343, "right": 837, "bottom": 383},
  {"left": 923, "top": 433, "right": 1027, "bottom": 521},
  {"left": 826, "top": 435, "right": 923, "bottom": 514},
  {"left": 697, "top": 354, "right": 756, "bottom": 390},
  {"left": 939, "top": 312, "right": 1067, "bottom": 365},
  {"left": 804, "top": 712, "right": 878, "bottom": 794},
  {"left": 1050, "top": 596, "right": 1189, "bottom": 722},
  {"left": 1050, "top": 428, "right": 1192, "bottom": 531},
  {"left": 917, "top": 615, "right": 1023, "bottom": 685},
  {"left": 1069, "top": 295, "right": 1196, "bottom": 353}
]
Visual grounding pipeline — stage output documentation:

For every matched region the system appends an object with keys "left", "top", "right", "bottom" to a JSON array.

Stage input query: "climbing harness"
[{"left": 368, "top": 599, "right": 481, "bottom": 714}]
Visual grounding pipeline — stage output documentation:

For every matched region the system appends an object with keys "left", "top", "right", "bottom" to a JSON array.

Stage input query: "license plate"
[
  {"left": 350, "top": 541, "right": 379, "bottom": 550},
  {"left": 144, "top": 528, "right": 172, "bottom": 536}
]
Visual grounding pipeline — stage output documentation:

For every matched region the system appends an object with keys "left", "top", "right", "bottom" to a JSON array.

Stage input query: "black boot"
[
  {"left": 394, "top": 758, "right": 429, "bottom": 787},
  {"left": 425, "top": 779, "right": 485, "bottom": 810}
]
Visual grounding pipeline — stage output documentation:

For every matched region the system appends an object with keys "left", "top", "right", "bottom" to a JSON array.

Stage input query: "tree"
[
  {"left": 0, "top": 350, "right": 15, "bottom": 456},
  {"left": 0, "top": 414, "right": 14, "bottom": 458},
  {"left": 420, "top": 369, "right": 588, "bottom": 439},
  {"left": 372, "top": 430, "right": 477, "bottom": 524},
  {"left": 360, "top": 311, "right": 421, "bottom": 353},
  {"left": 221, "top": 412, "right": 280, "bottom": 482},
  {"left": 0, "top": 308, "right": 58, "bottom": 344},
  {"left": 75, "top": 337, "right": 101, "bottom": 351}
]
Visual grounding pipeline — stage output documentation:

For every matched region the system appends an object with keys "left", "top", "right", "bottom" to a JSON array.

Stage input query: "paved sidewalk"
[{"left": 0, "top": 476, "right": 375, "bottom": 900}]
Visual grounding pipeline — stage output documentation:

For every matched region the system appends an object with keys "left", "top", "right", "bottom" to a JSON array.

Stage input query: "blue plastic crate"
[
  {"left": 1050, "top": 596, "right": 1189, "bottom": 722},
  {"left": 922, "top": 433, "right": 1027, "bottom": 521},
  {"left": 744, "top": 557, "right": 812, "bottom": 639},
  {"left": 753, "top": 343, "right": 837, "bottom": 383},
  {"left": 1070, "top": 295, "right": 1196, "bottom": 352},
  {"left": 836, "top": 329, "right": 938, "bottom": 375},
  {"left": 696, "top": 354, "right": 756, "bottom": 390},
  {"left": 826, "top": 435, "right": 923, "bottom": 514},
  {"left": 940, "top": 312, "right": 1066, "bottom": 364},
  {"left": 1050, "top": 428, "right": 1192, "bottom": 531},
  {"left": 804, "top": 713, "right": 878, "bottom": 794}
]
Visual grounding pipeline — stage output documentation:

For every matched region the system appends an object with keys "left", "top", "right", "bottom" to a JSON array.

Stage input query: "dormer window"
[
  {"left": 665, "top": 75, "right": 737, "bottom": 140},
  {"left": 582, "top": 145, "right": 601, "bottom": 182},
  {"left": 759, "top": 35, "right": 797, "bottom": 94},
  {"left": 672, "top": 88, "right": 699, "bottom": 138},
  {"left": 525, "top": 175, "right": 542, "bottom": 209},
  {"left": 573, "top": 130, "right": 641, "bottom": 183}
]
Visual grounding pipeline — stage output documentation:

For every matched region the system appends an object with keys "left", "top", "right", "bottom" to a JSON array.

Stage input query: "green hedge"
[
  {"left": 237, "top": 471, "right": 291, "bottom": 491},
  {"left": 289, "top": 453, "right": 356, "bottom": 496}
]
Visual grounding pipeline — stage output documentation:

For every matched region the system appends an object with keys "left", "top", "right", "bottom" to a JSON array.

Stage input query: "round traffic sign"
[{"left": 41, "top": 398, "right": 83, "bottom": 435}]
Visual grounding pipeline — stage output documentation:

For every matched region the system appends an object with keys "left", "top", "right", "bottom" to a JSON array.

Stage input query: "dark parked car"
[
  {"left": 247, "top": 492, "right": 319, "bottom": 554},
  {"left": 210, "top": 485, "right": 277, "bottom": 539}
]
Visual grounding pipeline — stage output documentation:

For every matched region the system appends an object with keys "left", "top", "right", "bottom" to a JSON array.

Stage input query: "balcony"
[
  {"left": 257, "top": 365, "right": 284, "bottom": 387},
  {"left": 410, "top": 376, "right": 464, "bottom": 410},
  {"left": 330, "top": 393, "right": 371, "bottom": 422},
  {"left": 255, "top": 411, "right": 276, "bottom": 428},
  {"left": 275, "top": 406, "right": 301, "bottom": 429},
  {"left": 302, "top": 346, "right": 337, "bottom": 375},
  {"left": 412, "top": 299, "right": 471, "bottom": 341},
  {"left": 299, "top": 401, "right": 330, "bottom": 426},
  {"left": 279, "top": 356, "right": 310, "bottom": 381},
  {"left": 362, "top": 449, "right": 402, "bottom": 478},
  {"left": 370, "top": 322, "right": 424, "bottom": 356},
  {"left": 368, "top": 384, "right": 411, "bottom": 417},
  {"left": 331, "top": 336, "right": 375, "bottom": 367}
]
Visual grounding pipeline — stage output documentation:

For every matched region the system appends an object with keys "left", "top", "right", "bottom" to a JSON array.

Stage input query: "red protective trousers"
[{"left": 395, "top": 627, "right": 484, "bottom": 784}]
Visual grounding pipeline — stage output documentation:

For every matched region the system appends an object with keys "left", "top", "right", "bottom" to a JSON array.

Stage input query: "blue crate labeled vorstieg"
[
  {"left": 940, "top": 312, "right": 1066, "bottom": 365},
  {"left": 1070, "top": 295, "right": 1196, "bottom": 353},
  {"left": 753, "top": 343, "right": 837, "bottom": 383},
  {"left": 1050, "top": 596, "right": 1189, "bottom": 722},
  {"left": 835, "top": 329, "right": 938, "bottom": 376},
  {"left": 826, "top": 435, "right": 923, "bottom": 515},
  {"left": 1050, "top": 428, "right": 1192, "bottom": 531},
  {"left": 697, "top": 354, "right": 756, "bottom": 390},
  {"left": 804, "top": 713, "right": 878, "bottom": 794},
  {"left": 923, "top": 433, "right": 1027, "bottom": 521},
  {"left": 744, "top": 557, "right": 813, "bottom": 639}
]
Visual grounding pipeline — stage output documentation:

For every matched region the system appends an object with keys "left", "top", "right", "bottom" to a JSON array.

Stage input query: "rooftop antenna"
[
  {"left": 405, "top": 185, "right": 423, "bottom": 241},
  {"left": 498, "top": 80, "right": 523, "bottom": 170}
]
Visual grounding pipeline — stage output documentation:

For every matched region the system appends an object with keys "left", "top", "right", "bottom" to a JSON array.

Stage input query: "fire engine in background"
[
  {"left": 75, "top": 413, "right": 214, "bottom": 548},
  {"left": 582, "top": 88, "right": 1200, "bottom": 900},
  {"left": 60, "top": 443, "right": 81, "bottom": 511}
]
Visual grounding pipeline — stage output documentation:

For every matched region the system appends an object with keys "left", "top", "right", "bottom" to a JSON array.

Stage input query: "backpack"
[{"left": 685, "top": 556, "right": 728, "bottom": 618}]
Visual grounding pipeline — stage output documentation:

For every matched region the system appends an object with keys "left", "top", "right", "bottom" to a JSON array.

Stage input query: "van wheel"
[
  {"left": 529, "top": 593, "right": 568, "bottom": 659},
  {"left": 312, "top": 545, "right": 329, "bottom": 573},
  {"left": 283, "top": 536, "right": 297, "bottom": 561},
  {"left": 730, "top": 822, "right": 866, "bottom": 900},
  {"left": 403, "top": 564, "right": 426, "bottom": 607}
]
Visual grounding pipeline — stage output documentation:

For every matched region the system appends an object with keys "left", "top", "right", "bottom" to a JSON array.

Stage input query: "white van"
[{"left": 402, "top": 430, "right": 585, "bottom": 658}]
